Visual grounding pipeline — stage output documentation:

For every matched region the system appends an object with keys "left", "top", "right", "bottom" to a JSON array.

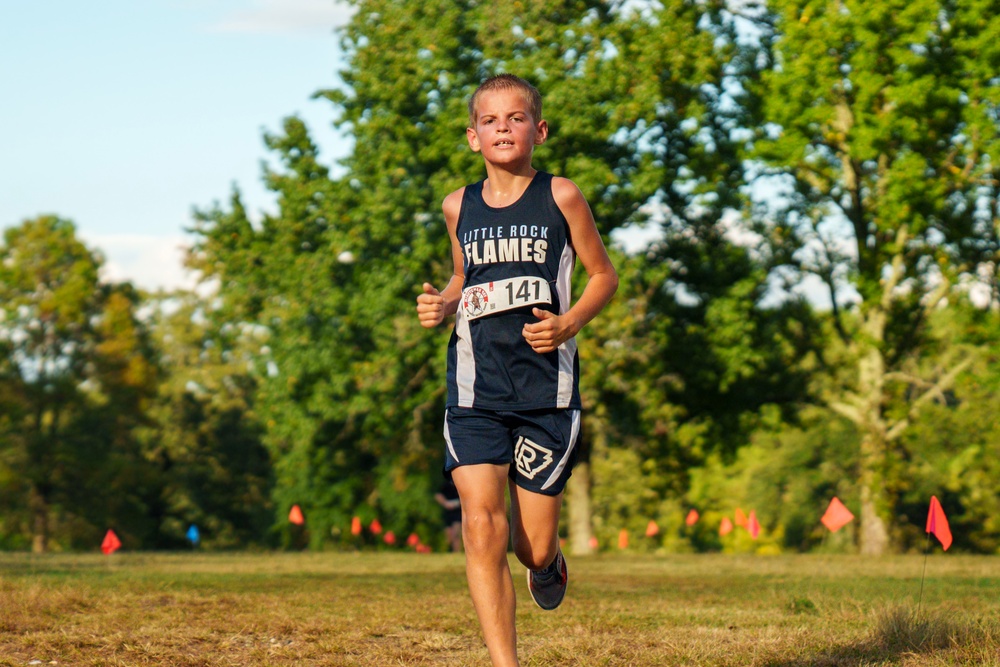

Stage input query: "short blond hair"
[{"left": 468, "top": 74, "right": 542, "bottom": 128}]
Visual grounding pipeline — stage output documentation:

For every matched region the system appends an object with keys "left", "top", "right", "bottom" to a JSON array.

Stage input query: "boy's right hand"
[{"left": 416, "top": 282, "right": 445, "bottom": 328}]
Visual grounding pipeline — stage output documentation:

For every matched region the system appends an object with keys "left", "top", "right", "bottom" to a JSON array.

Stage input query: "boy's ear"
[
  {"left": 534, "top": 120, "right": 548, "bottom": 145},
  {"left": 467, "top": 127, "right": 482, "bottom": 153}
]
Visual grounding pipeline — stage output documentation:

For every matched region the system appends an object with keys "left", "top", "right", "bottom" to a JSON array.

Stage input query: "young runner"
[{"left": 416, "top": 73, "right": 618, "bottom": 667}]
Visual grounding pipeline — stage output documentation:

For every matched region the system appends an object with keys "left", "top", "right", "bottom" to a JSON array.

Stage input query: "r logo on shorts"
[
  {"left": 444, "top": 407, "right": 581, "bottom": 496},
  {"left": 513, "top": 436, "right": 553, "bottom": 480}
]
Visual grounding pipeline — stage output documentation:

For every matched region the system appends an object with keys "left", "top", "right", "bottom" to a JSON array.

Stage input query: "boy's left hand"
[{"left": 522, "top": 308, "right": 577, "bottom": 354}]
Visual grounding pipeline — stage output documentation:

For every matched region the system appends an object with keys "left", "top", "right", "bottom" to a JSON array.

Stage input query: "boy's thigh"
[{"left": 443, "top": 407, "right": 581, "bottom": 496}]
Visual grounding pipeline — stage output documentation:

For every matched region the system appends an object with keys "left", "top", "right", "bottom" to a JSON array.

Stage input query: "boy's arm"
[
  {"left": 416, "top": 189, "right": 466, "bottom": 328},
  {"left": 522, "top": 177, "right": 618, "bottom": 354}
]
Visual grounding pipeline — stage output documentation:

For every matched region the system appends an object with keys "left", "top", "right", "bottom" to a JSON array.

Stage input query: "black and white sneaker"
[{"left": 526, "top": 549, "right": 567, "bottom": 610}]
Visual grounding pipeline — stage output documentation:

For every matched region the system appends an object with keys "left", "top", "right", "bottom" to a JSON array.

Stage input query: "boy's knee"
[{"left": 461, "top": 510, "right": 509, "bottom": 555}]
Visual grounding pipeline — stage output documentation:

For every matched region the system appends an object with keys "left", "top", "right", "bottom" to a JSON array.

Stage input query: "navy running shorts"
[{"left": 443, "top": 407, "right": 582, "bottom": 496}]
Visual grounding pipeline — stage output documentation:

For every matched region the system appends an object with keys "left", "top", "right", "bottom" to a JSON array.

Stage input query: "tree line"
[{"left": 2, "top": 0, "right": 999, "bottom": 555}]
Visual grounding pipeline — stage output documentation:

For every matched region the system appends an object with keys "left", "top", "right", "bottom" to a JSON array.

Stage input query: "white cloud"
[
  {"left": 82, "top": 233, "right": 199, "bottom": 293},
  {"left": 212, "top": 0, "right": 355, "bottom": 36}
]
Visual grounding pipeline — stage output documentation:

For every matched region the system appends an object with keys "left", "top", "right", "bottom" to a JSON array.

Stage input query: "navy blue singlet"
[{"left": 446, "top": 171, "right": 581, "bottom": 411}]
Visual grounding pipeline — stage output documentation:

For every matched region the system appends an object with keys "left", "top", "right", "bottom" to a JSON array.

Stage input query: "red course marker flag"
[
  {"left": 747, "top": 511, "right": 760, "bottom": 539},
  {"left": 719, "top": 517, "right": 734, "bottom": 536},
  {"left": 685, "top": 509, "right": 699, "bottom": 526},
  {"left": 288, "top": 504, "right": 305, "bottom": 525},
  {"left": 820, "top": 497, "right": 854, "bottom": 533},
  {"left": 383, "top": 531, "right": 396, "bottom": 545},
  {"left": 369, "top": 519, "right": 383, "bottom": 535},
  {"left": 407, "top": 532, "right": 420, "bottom": 547},
  {"left": 645, "top": 520, "right": 660, "bottom": 537},
  {"left": 101, "top": 529, "right": 121, "bottom": 555},
  {"left": 734, "top": 508, "right": 748, "bottom": 528},
  {"left": 618, "top": 529, "right": 629, "bottom": 550},
  {"left": 351, "top": 516, "right": 362, "bottom": 536},
  {"left": 926, "top": 495, "right": 953, "bottom": 551}
]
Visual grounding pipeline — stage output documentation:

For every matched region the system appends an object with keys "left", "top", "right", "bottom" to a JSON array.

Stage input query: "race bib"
[{"left": 462, "top": 276, "right": 552, "bottom": 320}]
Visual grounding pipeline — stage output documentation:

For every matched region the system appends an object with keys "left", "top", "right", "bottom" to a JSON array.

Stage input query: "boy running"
[{"left": 416, "top": 73, "right": 618, "bottom": 667}]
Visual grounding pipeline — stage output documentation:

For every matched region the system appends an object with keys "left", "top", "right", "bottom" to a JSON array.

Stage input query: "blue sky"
[{"left": 1, "top": 0, "right": 354, "bottom": 291}]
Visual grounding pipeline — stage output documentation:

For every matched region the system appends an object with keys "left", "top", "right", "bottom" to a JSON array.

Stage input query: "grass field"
[{"left": 1, "top": 551, "right": 998, "bottom": 666}]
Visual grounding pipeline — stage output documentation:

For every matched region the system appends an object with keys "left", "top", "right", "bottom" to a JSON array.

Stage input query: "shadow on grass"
[{"left": 766, "top": 606, "right": 1000, "bottom": 667}]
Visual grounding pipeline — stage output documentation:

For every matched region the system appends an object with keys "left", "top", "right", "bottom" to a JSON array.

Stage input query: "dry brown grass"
[{"left": 1, "top": 552, "right": 998, "bottom": 666}]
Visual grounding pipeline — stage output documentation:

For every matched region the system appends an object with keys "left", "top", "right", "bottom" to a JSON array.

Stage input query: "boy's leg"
[
  {"left": 506, "top": 408, "right": 579, "bottom": 610},
  {"left": 509, "top": 484, "right": 561, "bottom": 570},
  {"left": 451, "top": 463, "right": 519, "bottom": 667}
]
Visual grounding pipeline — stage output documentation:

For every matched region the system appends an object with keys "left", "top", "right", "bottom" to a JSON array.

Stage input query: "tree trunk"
[
  {"left": 29, "top": 484, "right": 49, "bottom": 554},
  {"left": 566, "top": 461, "right": 594, "bottom": 556},
  {"left": 566, "top": 419, "right": 596, "bottom": 556},
  {"left": 857, "top": 309, "right": 891, "bottom": 555},
  {"left": 859, "top": 468, "right": 890, "bottom": 555}
]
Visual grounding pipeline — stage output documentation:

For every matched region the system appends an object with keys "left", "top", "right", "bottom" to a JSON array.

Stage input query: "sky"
[{"left": 1, "top": 0, "right": 355, "bottom": 291}]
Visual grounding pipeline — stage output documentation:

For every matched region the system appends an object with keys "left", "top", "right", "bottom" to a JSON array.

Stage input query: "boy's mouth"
[{"left": 495, "top": 140, "right": 514, "bottom": 147}]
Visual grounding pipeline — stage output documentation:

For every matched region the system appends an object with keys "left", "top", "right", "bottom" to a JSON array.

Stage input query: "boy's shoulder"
[
  {"left": 549, "top": 175, "right": 586, "bottom": 207},
  {"left": 443, "top": 185, "right": 467, "bottom": 204},
  {"left": 442, "top": 186, "right": 467, "bottom": 222}
]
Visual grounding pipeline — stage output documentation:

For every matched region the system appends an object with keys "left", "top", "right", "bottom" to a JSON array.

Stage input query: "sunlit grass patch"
[
  {"left": 868, "top": 605, "right": 1000, "bottom": 656},
  {"left": 0, "top": 552, "right": 998, "bottom": 666}
]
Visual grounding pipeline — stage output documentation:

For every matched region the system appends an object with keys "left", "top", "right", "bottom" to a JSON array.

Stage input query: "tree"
[
  {"left": 138, "top": 290, "right": 273, "bottom": 548},
  {"left": 754, "top": 0, "right": 1000, "bottom": 552},
  {"left": 0, "top": 217, "right": 158, "bottom": 551},
  {"left": 586, "top": 0, "right": 821, "bottom": 484},
  {"left": 191, "top": 0, "right": 637, "bottom": 548}
]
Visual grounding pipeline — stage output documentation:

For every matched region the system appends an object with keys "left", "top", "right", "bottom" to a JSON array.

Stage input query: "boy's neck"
[{"left": 482, "top": 165, "right": 537, "bottom": 208}]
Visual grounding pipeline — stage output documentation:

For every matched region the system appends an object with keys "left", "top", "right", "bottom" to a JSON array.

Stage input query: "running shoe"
[{"left": 526, "top": 549, "right": 567, "bottom": 610}]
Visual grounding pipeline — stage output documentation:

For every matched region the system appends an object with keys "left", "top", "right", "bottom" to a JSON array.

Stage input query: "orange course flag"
[
  {"left": 288, "top": 504, "right": 305, "bottom": 525},
  {"left": 645, "top": 520, "right": 660, "bottom": 537},
  {"left": 618, "top": 529, "right": 629, "bottom": 550},
  {"left": 820, "top": 497, "right": 853, "bottom": 533},
  {"left": 926, "top": 495, "right": 953, "bottom": 551},
  {"left": 350, "top": 516, "right": 362, "bottom": 536},
  {"left": 719, "top": 517, "right": 734, "bottom": 536},
  {"left": 685, "top": 509, "right": 700, "bottom": 526},
  {"left": 588, "top": 535, "right": 599, "bottom": 550},
  {"left": 101, "top": 529, "right": 122, "bottom": 555},
  {"left": 747, "top": 511, "right": 760, "bottom": 539},
  {"left": 734, "top": 507, "right": 748, "bottom": 528}
]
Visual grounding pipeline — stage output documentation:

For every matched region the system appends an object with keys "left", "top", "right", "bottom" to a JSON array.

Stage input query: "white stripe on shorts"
[
  {"left": 540, "top": 409, "right": 581, "bottom": 492},
  {"left": 443, "top": 409, "right": 459, "bottom": 463}
]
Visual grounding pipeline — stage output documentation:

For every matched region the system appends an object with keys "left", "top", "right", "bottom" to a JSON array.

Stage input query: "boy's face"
[{"left": 467, "top": 89, "right": 547, "bottom": 166}]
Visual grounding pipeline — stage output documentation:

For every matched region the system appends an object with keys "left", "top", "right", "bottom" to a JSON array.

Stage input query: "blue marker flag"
[{"left": 186, "top": 524, "right": 200, "bottom": 545}]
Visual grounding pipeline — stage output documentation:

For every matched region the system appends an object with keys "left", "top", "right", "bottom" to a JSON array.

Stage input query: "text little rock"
[{"left": 463, "top": 225, "right": 550, "bottom": 266}]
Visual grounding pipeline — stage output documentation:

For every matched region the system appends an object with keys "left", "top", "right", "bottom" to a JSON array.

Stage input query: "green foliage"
[
  {"left": 687, "top": 406, "right": 860, "bottom": 554},
  {"left": 895, "top": 303, "right": 1000, "bottom": 553},
  {"left": 189, "top": 0, "right": 644, "bottom": 549},
  {"left": 6, "top": 1, "right": 999, "bottom": 556},
  {"left": 0, "top": 217, "right": 159, "bottom": 551},
  {"left": 139, "top": 291, "right": 274, "bottom": 549},
  {"left": 749, "top": 0, "right": 1000, "bottom": 552}
]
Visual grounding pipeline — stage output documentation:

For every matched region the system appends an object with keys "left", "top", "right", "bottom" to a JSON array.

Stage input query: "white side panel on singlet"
[
  {"left": 454, "top": 309, "right": 476, "bottom": 407},
  {"left": 556, "top": 241, "right": 576, "bottom": 408}
]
